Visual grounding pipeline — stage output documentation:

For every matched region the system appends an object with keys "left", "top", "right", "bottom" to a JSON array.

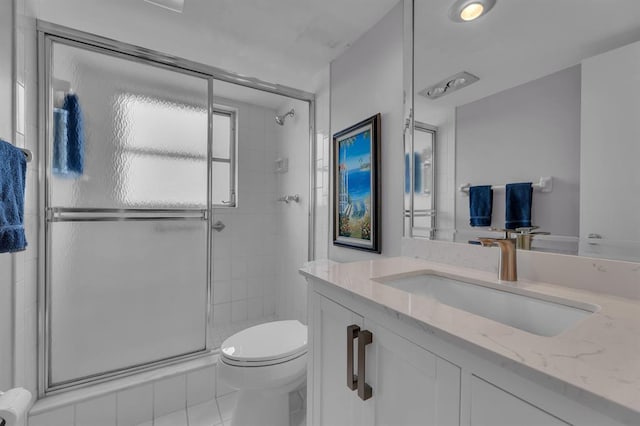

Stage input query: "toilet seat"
[{"left": 220, "top": 320, "right": 307, "bottom": 367}]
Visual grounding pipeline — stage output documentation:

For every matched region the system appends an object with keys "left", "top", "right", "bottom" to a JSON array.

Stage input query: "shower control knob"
[{"left": 212, "top": 221, "right": 226, "bottom": 232}]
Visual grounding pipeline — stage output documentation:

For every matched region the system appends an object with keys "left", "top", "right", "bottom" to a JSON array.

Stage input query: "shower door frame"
[{"left": 37, "top": 21, "right": 317, "bottom": 396}]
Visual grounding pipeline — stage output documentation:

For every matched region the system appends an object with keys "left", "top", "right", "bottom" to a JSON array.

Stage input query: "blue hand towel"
[
  {"left": 62, "top": 93, "right": 84, "bottom": 177},
  {"left": 469, "top": 185, "right": 493, "bottom": 227},
  {"left": 404, "top": 152, "right": 422, "bottom": 194},
  {"left": 0, "top": 139, "right": 27, "bottom": 253},
  {"left": 52, "top": 107, "right": 69, "bottom": 175},
  {"left": 414, "top": 153, "right": 422, "bottom": 194},
  {"left": 505, "top": 182, "right": 533, "bottom": 230}
]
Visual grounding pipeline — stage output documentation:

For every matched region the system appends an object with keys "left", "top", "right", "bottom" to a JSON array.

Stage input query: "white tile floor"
[{"left": 146, "top": 388, "right": 306, "bottom": 426}]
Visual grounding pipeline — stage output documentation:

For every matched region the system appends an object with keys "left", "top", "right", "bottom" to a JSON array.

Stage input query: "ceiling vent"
[
  {"left": 418, "top": 71, "right": 479, "bottom": 100},
  {"left": 144, "top": 0, "right": 185, "bottom": 13}
]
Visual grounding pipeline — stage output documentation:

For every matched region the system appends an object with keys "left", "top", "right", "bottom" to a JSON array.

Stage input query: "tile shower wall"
[
  {"left": 0, "top": 0, "right": 15, "bottom": 393},
  {"left": 28, "top": 365, "right": 217, "bottom": 426},
  {"left": 13, "top": 0, "right": 39, "bottom": 398},
  {"left": 274, "top": 99, "right": 310, "bottom": 324},
  {"left": 210, "top": 98, "right": 279, "bottom": 342}
]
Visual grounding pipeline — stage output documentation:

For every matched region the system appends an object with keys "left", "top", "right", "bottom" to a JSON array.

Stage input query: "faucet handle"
[
  {"left": 515, "top": 226, "right": 538, "bottom": 234},
  {"left": 478, "top": 237, "right": 502, "bottom": 247},
  {"left": 477, "top": 237, "right": 493, "bottom": 247},
  {"left": 488, "top": 227, "right": 519, "bottom": 240}
]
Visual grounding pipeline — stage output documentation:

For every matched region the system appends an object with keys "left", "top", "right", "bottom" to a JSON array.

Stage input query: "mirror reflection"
[{"left": 407, "top": 0, "right": 640, "bottom": 262}]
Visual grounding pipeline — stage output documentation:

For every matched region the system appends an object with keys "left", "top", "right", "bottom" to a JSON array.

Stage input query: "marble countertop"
[{"left": 300, "top": 257, "right": 640, "bottom": 416}]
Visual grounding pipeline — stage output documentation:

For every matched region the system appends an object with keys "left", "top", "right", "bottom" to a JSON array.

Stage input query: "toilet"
[{"left": 217, "top": 320, "right": 308, "bottom": 426}]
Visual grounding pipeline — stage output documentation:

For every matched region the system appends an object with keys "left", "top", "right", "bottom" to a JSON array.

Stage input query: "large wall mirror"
[{"left": 405, "top": 0, "right": 640, "bottom": 262}]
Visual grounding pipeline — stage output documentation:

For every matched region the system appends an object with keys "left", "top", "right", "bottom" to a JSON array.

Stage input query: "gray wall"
[
  {"left": 455, "top": 65, "right": 581, "bottom": 237},
  {"left": 329, "top": 1, "right": 404, "bottom": 261}
]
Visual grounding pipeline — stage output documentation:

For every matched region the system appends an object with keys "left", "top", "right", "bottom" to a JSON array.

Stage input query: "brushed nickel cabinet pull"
[
  {"left": 357, "top": 329, "right": 373, "bottom": 400},
  {"left": 347, "top": 324, "right": 360, "bottom": 391}
]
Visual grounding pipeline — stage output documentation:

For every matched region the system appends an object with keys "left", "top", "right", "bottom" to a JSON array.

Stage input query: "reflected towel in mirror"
[
  {"left": 469, "top": 185, "right": 493, "bottom": 227},
  {"left": 505, "top": 182, "right": 533, "bottom": 229}
]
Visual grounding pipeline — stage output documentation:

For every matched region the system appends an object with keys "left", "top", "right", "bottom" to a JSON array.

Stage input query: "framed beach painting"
[{"left": 333, "top": 113, "right": 381, "bottom": 253}]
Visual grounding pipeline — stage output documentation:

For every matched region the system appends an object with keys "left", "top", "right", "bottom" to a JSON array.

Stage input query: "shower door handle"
[
  {"left": 357, "top": 329, "right": 373, "bottom": 401},
  {"left": 347, "top": 324, "right": 360, "bottom": 391},
  {"left": 212, "top": 221, "right": 226, "bottom": 232}
]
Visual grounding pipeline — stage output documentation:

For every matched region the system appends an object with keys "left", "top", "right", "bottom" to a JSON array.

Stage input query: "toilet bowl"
[{"left": 217, "top": 320, "right": 308, "bottom": 426}]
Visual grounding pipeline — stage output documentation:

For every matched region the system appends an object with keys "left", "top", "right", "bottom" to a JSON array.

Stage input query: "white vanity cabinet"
[
  {"left": 469, "top": 376, "right": 568, "bottom": 426},
  {"left": 310, "top": 294, "right": 461, "bottom": 426},
  {"left": 307, "top": 278, "right": 630, "bottom": 426}
]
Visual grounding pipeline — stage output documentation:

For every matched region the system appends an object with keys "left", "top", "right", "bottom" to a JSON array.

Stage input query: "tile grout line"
[
  {"left": 185, "top": 375, "right": 189, "bottom": 426},
  {"left": 152, "top": 380, "right": 156, "bottom": 426}
]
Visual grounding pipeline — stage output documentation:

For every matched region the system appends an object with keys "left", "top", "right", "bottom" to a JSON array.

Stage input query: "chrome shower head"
[{"left": 275, "top": 108, "right": 295, "bottom": 125}]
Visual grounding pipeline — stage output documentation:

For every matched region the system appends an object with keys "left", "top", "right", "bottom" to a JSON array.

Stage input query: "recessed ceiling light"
[
  {"left": 449, "top": 0, "right": 496, "bottom": 23},
  {"left": 144, "top": 0, "right": 185, "bottom": 13},
  {"left": 460, "top": 3, "right": 484, "bottom": 21}
]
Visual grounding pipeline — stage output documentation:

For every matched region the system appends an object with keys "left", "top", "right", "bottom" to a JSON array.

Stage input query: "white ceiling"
[
  {"left": 414, "top": 0, "right": 640, "bottom": 108},
  {"left": 31, "top": 0, "right": 400, "bottom": 91}
]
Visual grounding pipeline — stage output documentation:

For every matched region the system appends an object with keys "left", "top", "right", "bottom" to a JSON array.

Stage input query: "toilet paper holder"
[
  {"left": 0, "top": 387, "right": 33, "bottom": 426},
  {"left": 0, "top": 390, "right": 5, "bottom": 426}
]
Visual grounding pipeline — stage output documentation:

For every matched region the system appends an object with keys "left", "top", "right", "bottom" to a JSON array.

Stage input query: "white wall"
[
  {"left": 329, "top": 1, "right": 404, "bottom": 262},
  {"left": 580, "top": 40, "right": 640, "bottom": 259},
  {"left": 26, "top": 0, "right": 321, "bottom": 92},
  {"left": 455, "top": 66, "right": 581, "bottom": 237},
  {"left": 313, "top": 65, "right": 331, "bottom": 261}
]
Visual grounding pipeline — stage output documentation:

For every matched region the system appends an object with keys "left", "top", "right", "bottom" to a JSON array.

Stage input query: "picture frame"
[{"left": 332, "top": 113, "right": 381, "bottom": 253}]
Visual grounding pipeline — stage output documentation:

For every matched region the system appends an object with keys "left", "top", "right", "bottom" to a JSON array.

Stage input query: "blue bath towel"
[
  {"left": 61, "top": 93, "right": 84, "bottom": 177},
  {"left": 52, "top": 107, "right": 69, "bottom": 175},
  {"left": 404, "top": 152, "right": 422, "bottom": 194},
  {"left": 469, "top": 185, "right": 493, "bottom": 227},
  {"left": 404, "top": 153, "right": 410, "bottom": 193},
  {"left": 0, "top": 139, "right": 27, "bottom": 253},
  {"left": 505, "top": 182, "right": 533, "bottom": 229}
]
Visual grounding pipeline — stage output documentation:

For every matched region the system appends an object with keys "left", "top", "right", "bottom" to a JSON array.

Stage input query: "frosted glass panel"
[
  {"left": 50, "top": 42, "right": 208, "bottom": 208},
  {"left": 212, "top": 113, "right": 232, "bottom": 158},
  {"left": 124, "top": 155, "right": 207, "bottom": 207},
  {"left": 212, "top": 162, "right": 231, "bottom": 205},
  {"left": 49, "top": 221, "right": 208, "bottom": 385}
]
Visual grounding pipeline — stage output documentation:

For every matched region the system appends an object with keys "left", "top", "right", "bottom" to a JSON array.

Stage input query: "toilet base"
[{"left": 230, "top": 389, "right": 290, "bottom": 426}]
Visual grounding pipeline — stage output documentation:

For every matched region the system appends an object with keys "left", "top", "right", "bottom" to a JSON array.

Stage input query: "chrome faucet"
[{"left": 478, "top": 237, "right": 518, "bottom": 282}]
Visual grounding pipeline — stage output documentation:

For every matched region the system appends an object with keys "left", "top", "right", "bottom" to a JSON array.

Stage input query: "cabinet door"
[
  {"left": 312, "top": 293, "right": 364, "bottom": 426},
  {"left": 362, "top": 319, "right": 461, "bottom": 426},
  {"left": 470, "top": 376, "right": 568, "bottom": 426}
]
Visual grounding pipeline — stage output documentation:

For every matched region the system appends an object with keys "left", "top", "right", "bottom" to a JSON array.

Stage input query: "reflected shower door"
[
  {"left": 45, "top": 40, "right": 211, "bottom": 389},
  {"left": 412, "top": 124, "right": 436, "bottom": 238}
]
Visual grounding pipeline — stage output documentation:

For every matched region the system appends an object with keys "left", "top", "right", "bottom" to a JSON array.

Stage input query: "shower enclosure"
[{"left": 39, "top": 23, "right": 314, "bottom": 395}]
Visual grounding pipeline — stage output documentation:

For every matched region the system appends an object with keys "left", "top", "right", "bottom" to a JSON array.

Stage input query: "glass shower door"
[
  {"left": 45, "top": 40, "right": 211, "bottom": 390},
  {"left": 412, "top": 123, "right": 436, "bottom": 238}
]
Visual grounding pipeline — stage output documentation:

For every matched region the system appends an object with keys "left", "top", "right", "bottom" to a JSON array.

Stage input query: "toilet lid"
[{"left": 220, "top": 320, "right": 308, "bottom": 363}]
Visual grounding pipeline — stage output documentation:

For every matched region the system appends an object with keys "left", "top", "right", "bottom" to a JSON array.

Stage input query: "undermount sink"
[{"left": 375, "top": 273, "right": 596, "bottom": 337}]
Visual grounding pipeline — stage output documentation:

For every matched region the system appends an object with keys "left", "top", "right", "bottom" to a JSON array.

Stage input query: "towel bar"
[
  {"left": 459, "top": 176, "right": 552, "bottom": 194},
  {"left": 19, "top": 148, "right": 32, "bottom": 162}
]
